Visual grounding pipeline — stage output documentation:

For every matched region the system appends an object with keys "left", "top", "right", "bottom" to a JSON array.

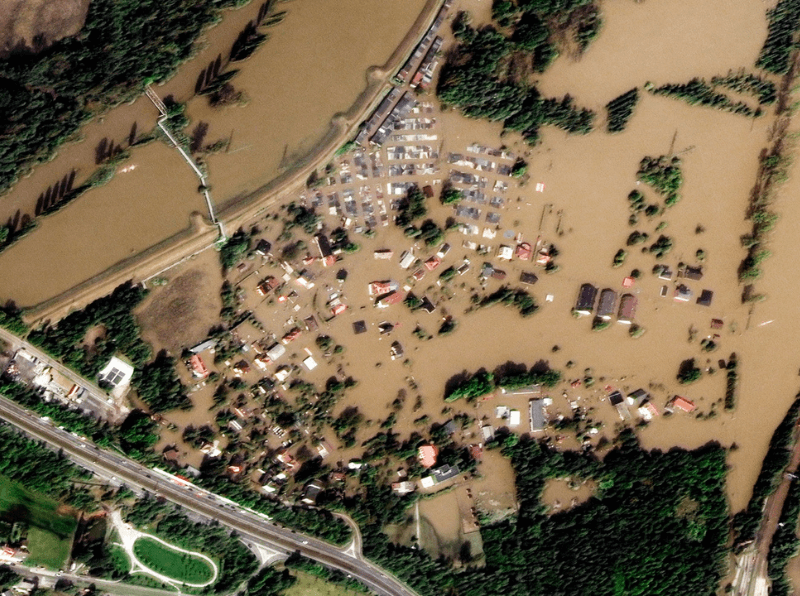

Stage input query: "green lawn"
[
  {"left": 284, "top": 572, "right": 366, "bottom": 596},
  {"left": 0, "top": 475, "right": 76, "bottom": 569},
  {"left": 26, "top": 526, "right": 72, "bottom": 569},
  {"left": 133, "top": 537, "right": 214, "bottom": 584}
]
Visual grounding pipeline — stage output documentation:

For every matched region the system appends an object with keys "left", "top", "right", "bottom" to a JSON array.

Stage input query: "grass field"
[
  {"left": 109, "top": 543, "right": 130, "bottom": 575},
  {"left": 133, "top": 537, "right": 214, "bottom": 585},
  {"left": 284, "top": 571, "right": 366, "bottom": 596},
  {"left": 26, "top": 526, "right": 72, "bottom": 569},
  {"left": 0, "top": 475, "right": 76, "bottom": 569}
]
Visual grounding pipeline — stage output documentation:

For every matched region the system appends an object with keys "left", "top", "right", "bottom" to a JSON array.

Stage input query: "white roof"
[
  {"left": 420, "top": 476, "right": 436, "bottom": 489},
  {"left": 509, "top": 409, "right": 521, "bottom": 427},
  {"left": 98, "top": 357, "right": 134, "bottom": 388},
  {"left": 303, "top": 356, "right": 317, "bottom": 370}
]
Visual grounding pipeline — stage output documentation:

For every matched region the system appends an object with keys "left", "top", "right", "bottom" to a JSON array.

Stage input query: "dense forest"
[
  {"left": 348, "top": 431, "right": 728, "bottom": 596},
  {"left": 768, "top": 477, "right": 800, "bottom": 596},
  {"left": 0, "top": 423, "right": 96, "bottom": 510},
  {"left": 455, "top": 433, "right": 728, "bottom": 596},
  {"left": 438, "top": 6, "right": 595, "bottom": 144},
  {"left": 0, "top": 0, "right": 250, "bottom": 195}
]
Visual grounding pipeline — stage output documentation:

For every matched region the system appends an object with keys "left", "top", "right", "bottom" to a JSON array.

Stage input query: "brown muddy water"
[
  {"left": 0, "top": 142, "right": 205, "bottom": 306},
  {"left": 179, "top": 0, "right": 429, "bottom": 207},
  {"left": 541, "top": 478, "right": 595, "bottom": 512},
  {"left": 0, "top": 0, "right": 429, "bottom": 307}
]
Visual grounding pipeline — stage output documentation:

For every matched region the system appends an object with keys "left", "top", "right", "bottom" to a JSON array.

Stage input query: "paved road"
[
  {"left": 11, "top": 566, "right": 179, "bottom": 596},
  {"left": 0, "top": 327, "right": 123, "bottom": 421},
  {"left": 0, "top": 395, "right": 418, "bottom": 596}
]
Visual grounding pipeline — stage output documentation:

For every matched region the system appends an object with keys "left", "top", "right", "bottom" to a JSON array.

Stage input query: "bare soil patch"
[
  {"left": 0, "top": 0, "right": 90, "bottom": 57},
  {"left": 135, "top": 249, "right": 223, "bottom": 354}
]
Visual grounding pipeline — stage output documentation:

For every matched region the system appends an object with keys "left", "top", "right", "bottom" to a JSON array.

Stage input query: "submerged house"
[
  {"left": 575, "top": 283, "right": 598, "bottom": 315},
  {"left": 618, "top": 294, "right": 637, "bottom": 324},
  {"left": 597, "top": 288, "right": 617, "bottom": 320}
]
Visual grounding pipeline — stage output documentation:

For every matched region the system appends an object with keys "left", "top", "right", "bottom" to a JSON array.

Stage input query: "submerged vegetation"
[
  {"left": 647, "top": 76, "right": 773, "bottom": 118},
  {"left": 0, "top": 0, "right": 255, "bottom": 196},
  {"left": 438, "top": 8, "right": 595, "bottom": 145},
  {"left": 476, "top": 286, "right": 538, "bottom": 317},
  {"left": 733, "top": 396, "right": 800, "bottom": 548},
  {"left": 445, "top": 364, "right": 561, "bottom": 402},
  {"left": 757, "top": 0, "right": 800, "bottom": 74},
  {"left": 637, "top": 155, "right": 683, "bottom": 207},
  {"left": 605, "top": 88, "right": 639, "bottom": 133}
]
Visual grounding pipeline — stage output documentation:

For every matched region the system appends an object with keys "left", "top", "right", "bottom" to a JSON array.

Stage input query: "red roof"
[
  {"left": 369, "top": 281, "right": 393, "bottom": 296},
  {"left": 515, "top": 243, "right": 532, "bottom": 261},
  {"left": 424, "top": 257, "right": 441, "bottom": 271},
  {"left": 672, "top": 396, "right": 696, "bottom": 412},
  {"left": 331, "top": 303, "right": 348, "bottom": 316},
  {"left": 378, "top": 291, "right": 404, "bottom": 306},
  {"left": 418, "top": 445, "right": 438, "bottom": 468},
  {"left": 189, "top": 355, "right": 209, "bottom": 378}
]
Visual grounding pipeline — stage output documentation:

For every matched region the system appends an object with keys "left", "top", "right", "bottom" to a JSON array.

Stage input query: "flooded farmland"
[
  {"left": 0, "top": 142, "right": 206, "bottom": 306},
  {"left": 0, "top": 0, "right": 431, "bottom": 308}
]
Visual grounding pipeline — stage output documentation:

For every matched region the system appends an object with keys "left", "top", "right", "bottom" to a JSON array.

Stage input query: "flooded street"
[
  {"left": 4, "top": 0, "right": 800, "bottom": 576},
  {"left": 0, "top": 0, "right": 430, "bottom": 308}
]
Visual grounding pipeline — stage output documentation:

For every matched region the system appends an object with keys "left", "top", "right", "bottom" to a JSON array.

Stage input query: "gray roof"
[
  {"left": 530, "top": 399, "right": 546, "bottom": 432},
  {"left": 190, "top": 339, "right": 217, "bottom": 354},
  {"left": 597, "top": 289, "right": 617, "bottom": 318},
  {"left": 576, "top": 283, "right": 598, "bottom": 312},
  {"left": 432, "top": 464, "right": 460, "bottom": 483}
]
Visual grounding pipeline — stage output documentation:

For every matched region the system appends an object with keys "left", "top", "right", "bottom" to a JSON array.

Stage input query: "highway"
[
  {"left": 0, "top": 327, "right": 123, "bottom": 422},
  {"left": 0, "top": 395, "right": 418, "bottom": 596}
]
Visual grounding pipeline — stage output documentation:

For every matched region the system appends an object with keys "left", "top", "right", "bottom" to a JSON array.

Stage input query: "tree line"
[
  {"left": 0, "top": 0, "right": 252, "bottom": 195},
  {"left": 732, "top": 396, "right": 800, "bottom": 549}
]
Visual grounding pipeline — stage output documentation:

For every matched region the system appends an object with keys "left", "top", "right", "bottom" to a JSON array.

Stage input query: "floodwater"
[
  {"left": 0, "top": 0, "right": 430, "bottom": 308},
  {"left": 537, "top": 0, "right": 768, "bottom": 102},
  {"left": 42, "top": 0, "right": 790, "bottom": 533},
  {"left": 178, "top": 0, "right": 429, "bottom": 207},
  {"left": 0, "top": 142, "right": 205, "bottom": 307},
  {"left": 0, "top": 95, "right": 158, "bottom": 227},
  {"left": 418, "top": 490, "right": 462, "bottom": 558},
  {"left": 540, "top": 478, "right": 595, "bottom": 512}
]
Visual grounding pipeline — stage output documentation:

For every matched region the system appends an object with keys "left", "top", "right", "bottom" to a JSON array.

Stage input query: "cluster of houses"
[
  {"left": 607, "top": 388, "right": 696, "bottom": 422},
  {"left": 1, "top": 347, "right": 133, "bottom": 412},
  {"left": 574, "top": 283, "right": 638, "bottom": 325},
  {"left": 657, "top": 264, "right": 714, "bottom": 307},
  {"left": 354, "top": 0, "right": 452, "bottom": 147}
]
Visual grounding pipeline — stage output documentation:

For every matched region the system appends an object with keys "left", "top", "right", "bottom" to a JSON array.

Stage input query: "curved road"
[{"left": 0, "top": 395, "right": 418, "bottom": 596}]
